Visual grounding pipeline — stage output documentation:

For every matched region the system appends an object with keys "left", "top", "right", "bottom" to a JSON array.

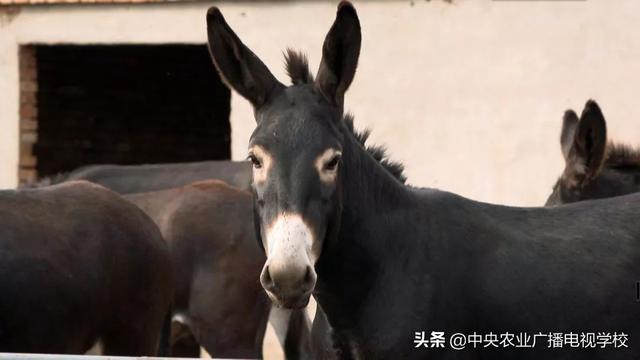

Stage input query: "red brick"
[
  {"left": 20, "top": 131, "right": 37, "bottom": 143},
  {"left": 19, "top": 152, "right": 37, "bottom": 167},
  {"left": 18, "top": 168, "right": 37, "bottom": 184},
  {"left": 20, "top": 91, "right": 37, "bottom": 105},
  {"left": 19, "top": 49, "right": 36, "bottom": 67},
  {"left": 20, "top": 104, "right": 37, "bottom": 120},
  {"left": 20, "top": 81, "right": 37, "bottom": 92},
  {"left": 20, "top": 119, "right": 38, "bottom": 131}
]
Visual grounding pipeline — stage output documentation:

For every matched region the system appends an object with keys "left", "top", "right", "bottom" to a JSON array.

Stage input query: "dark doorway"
[{"left": 32, "top": 44, "right": 231, "bottom": 177}]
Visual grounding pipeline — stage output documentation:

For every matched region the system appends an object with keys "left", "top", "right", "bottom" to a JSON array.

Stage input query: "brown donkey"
[
  {"left": 0, "top": 181, "right": 173, "bottom": 355},
  {"left": 126, "top": 180, "right": 311, "bottom": 359},
  {"left": 30, "top": 161, "right": 311, "bottom": 359}
]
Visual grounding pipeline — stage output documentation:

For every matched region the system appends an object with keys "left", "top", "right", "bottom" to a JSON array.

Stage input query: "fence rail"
[{"left": 0, "top": 354, "right": 243, "bottom": 360}]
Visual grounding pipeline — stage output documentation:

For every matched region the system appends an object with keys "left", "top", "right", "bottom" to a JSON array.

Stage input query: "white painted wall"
[{"left": 1, "top": 0, "right": 640, "bottom": 206}]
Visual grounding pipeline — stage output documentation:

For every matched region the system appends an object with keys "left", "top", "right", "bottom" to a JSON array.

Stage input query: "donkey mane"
[
  {"left": 284, "top": 50, "right": 407, "bottom": 184},
  {"left": 285, "top": 49, "right": 314, "bottom": 85},
  {"left": 606, "top": 142, "right": 640, "bottom": 169},
  {"left": 344, "top": 114, "right": 407, "bottom": 184}
]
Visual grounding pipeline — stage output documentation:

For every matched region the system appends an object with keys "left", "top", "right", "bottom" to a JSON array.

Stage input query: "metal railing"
[{"left": 0, "top": 354, "right": 243, "bottom": 360}]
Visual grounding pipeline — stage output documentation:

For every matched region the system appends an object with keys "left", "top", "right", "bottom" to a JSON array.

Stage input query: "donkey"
[
  {"left": 546, "top": 100, "right": 640, "bottom": 205},
  {"left": 125, "top": 180, "right": 311, "bottom": 359},
  {"left": 207, "top": 2, "right": 640, "bottom": 359},
  {"left": 24, "top": 160, "right": 251, "bottom": 193},
  {"left": 0, "top": 181, "right": 173, "bottom": 355},
  {"left": 25, "top": 161, "right": 309, "bottom": 358},
  {"left": 125, "top": 181, "right": 270, "bottom": 358}
]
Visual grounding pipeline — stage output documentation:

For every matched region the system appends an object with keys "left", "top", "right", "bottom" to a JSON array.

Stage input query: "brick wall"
[{"left": 18, "top": 45, "right": 38, "bottom": 184}]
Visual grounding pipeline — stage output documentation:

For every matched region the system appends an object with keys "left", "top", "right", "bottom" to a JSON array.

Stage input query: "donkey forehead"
[
  {"left": 250, "top": 93, "right": 343, "bottom": 153},
  {"left": 259, "top": 86, "right": 337, "bottom": 121},
  {"left": 250, "top": 131, "right": 341, "bottom": 163}
]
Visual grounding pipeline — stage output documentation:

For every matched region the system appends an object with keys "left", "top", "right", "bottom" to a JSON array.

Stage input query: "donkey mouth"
[{"left": 265, "top": 290, "right": 311, "bottom": 309}]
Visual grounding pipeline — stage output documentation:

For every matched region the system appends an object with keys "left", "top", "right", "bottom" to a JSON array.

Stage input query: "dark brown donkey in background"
[
  {"left": 28, "top": 160, "right": 310, "bottom": 358},
  {"left": 27, "top": 160, "right": 252, "bottom": 193},
  {"left": 0, "top": 181, "right": 173, "bottom": 355},
  {"left": 126, "top": 180, "right": 311, "bottom": 359},
  {"left": 546, "top": 100, "right": 640, "bottom": 205}
]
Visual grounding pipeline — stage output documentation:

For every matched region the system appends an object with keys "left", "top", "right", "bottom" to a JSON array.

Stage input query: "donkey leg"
[
  {"left": 100, "top": 324, "right": 159, "bottom": 356},
  {"left": 171, "top": 332, "right": 200, "bottom": 358},
  {"left": 170, "top": 316, "right": 201, "bottom": 357},
  {"left": 102, "top": 323, "right": 162, "bottom": 356},
  {"left": 100, "top": 309, "right": 165, "bottom": 356}
]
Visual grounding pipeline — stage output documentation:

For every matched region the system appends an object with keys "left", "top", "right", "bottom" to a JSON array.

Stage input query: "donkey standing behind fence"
[
  {"left": 546, "top": 100, "right": 640, "bottom": 205},
  {"left": 125, "top": 180, "right": 311, "bottom": 359},
  {"left": 0, "top": 181, "right": 173, "bottom": 355},
  {"left": 207, "top": 2, "right": 640, "bottom": 359},
  {"left": 30, "top": 162, "right": 311, "bottom": 359},
  {"left": 28, "top": 160, "right": 251, "bottom": 193}
]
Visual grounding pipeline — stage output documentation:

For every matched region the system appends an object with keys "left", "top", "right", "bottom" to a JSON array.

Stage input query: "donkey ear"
[
  {"left": 568, "top": 100, "right": 607, "bottom": 182},
  {"left": 314, "top": 1, "right": 361, "bottom": 111},
  {"left": 206, "top": 7, "right": 284, "bottom": 110},
  {"left": 560, "top": 109, "right": 579, "bottom": 161}
]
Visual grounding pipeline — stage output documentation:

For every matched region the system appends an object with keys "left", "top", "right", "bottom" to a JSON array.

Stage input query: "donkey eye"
[
  {"left": 248, "top": 154, "right": 262, "bottom": 169},
  {"left": 324, "top": 155, "right": 341, "bottom": 171}
]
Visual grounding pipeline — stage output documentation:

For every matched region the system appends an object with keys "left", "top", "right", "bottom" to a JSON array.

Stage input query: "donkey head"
[
  {"left": 207, "top": 2, "right": 361, "bottom": 308},
  {"left": 546, "top": 100, "right": 640, "bottom": 206}
]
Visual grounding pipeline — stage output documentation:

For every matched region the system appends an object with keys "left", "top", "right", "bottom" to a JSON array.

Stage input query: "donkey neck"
[
  {"left": 341, "top": 129, "right": 410, "bottom": 215},
  {"left": 599, "top": 166, "right": 640, "bottom": 196},
  {"left": 314, "top": 127, "right": 419, "bottom": 330}
]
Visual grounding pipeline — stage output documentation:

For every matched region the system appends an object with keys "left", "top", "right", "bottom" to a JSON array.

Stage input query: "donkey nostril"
[
  {"left": 260, "top": 266, "right": 275, "bottom": 291},
  {"left": 302, "top": 265, "right": 316, "bottom": 290}
]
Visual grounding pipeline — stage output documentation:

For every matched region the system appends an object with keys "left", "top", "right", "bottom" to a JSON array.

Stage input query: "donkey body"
[
  {"left": 27, "top": 161, "right": 309, "bottom": 358},
  {"left": 27, "top": 160, "right": 252, "bottom": 193},
  {"left": 546, "top": 100, "right": 640, "bottom": 205},
  {"left": 313, "top": 185, "right": 640, "bottom": 359},
  {"left": 0, "top": 181, "right": 173, "bottom": 355},
  {"left": 206, "top": 2, "right": 640, "bottom": 359},
  {"left": 125, "top": 180, "right": 311, "bottom": 359}
]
